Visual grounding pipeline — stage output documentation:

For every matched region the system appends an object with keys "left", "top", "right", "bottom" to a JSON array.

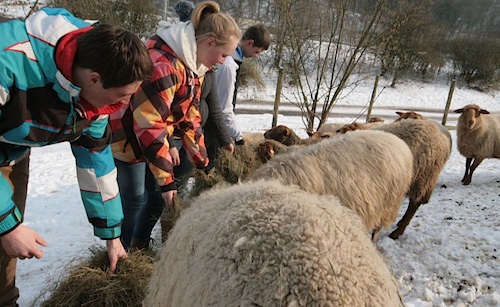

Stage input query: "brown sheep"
[
  {"left": 264, "top": 125, "right": 324, "bottom": 146},
  {"left": 367, "top": 116, "right": 385, "bottom": 123},
  {"left": 394, "top": 111, "right": 425, "bottom": 121}
]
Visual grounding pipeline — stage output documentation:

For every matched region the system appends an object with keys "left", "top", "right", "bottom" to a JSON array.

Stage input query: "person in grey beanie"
[{"left": 174, "top": 0, "right": 195, "bottom": 22}]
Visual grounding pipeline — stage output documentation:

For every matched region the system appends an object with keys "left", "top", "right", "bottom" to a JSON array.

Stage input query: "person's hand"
[
  {"left": 169, "top": 147, "right": 180, "bottom": 166},
  {"left": 222, "top": 143, "right": 235, "bottom": 154},
  {"left": 162, "top": 190, "right": 177, "bottom": 208},
  {"left": 106, "top": 238, "right": 127, "bottom": 274},
  {"left": 194, "top": 159, "right": 208, "bottom": 169},
  {"left": 0, "top": 224, "right": 48, "bottom": 260}
]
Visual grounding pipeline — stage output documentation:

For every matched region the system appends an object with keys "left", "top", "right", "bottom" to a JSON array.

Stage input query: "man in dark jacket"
[{"left": 0, "top": 8, "right": 153, "bottom": 306}]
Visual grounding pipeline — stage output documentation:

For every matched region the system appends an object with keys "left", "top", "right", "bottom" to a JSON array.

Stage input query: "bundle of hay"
[
  {"left": 38, "top": 248, "right": 155, "bottom": 307},
  {"left": 190, "top": 141, "right": 263, "bottom": 197},
  {"left": 160, "top": 195, "right": 187, "bottom": 242}
]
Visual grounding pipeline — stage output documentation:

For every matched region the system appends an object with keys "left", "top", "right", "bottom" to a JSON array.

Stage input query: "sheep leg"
[
  {"left": 371, "top": 227, "right": 382, "bottom": 242},
  {"left": 461, "top": 157, "right": 473, "bottom": 183},
  {"left": 462, "top": 157, "right": 484, "bottom": 185},
  {"left": 389, "top": 200, "right": 420, "bottom": 240}
]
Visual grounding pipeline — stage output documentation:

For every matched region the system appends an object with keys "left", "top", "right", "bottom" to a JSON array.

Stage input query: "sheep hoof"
[{"left": 388, "top": 231, "right": 400, "bottom": 240}]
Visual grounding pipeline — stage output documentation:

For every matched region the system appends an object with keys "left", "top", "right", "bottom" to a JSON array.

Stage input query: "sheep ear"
[
  {"left": 479, "top": 109, "right": 490, "bottom": 115},
  {"left": 454, "top": 108, "right": 464, "bottom": 113},
  {"left": 306, "top": 131, "right": 313, "bottom": 137},
  {"left": 396, "top": 111, "right": 402, "bottom": 116}
]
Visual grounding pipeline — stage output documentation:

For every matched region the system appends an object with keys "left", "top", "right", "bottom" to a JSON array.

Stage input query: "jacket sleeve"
[
  {"left": 179, "top": 101, "right": 208, "bottom": 169},
  {"left": 204, "top": 73, "right": 232, "bottom": 146},
  {"left": 71, "top": 115, "right": 123, "bottom": 239},
  {"left": 214, "top": 59, "right": 244, "bottom": 142},
  {"left": 0, "top": 175, "right": 22, "bottom": 236}
]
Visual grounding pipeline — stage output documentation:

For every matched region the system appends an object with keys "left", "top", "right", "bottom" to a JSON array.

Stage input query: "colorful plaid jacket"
[{"left": 110, "top": 34, "right": 207, "bottom": 192}]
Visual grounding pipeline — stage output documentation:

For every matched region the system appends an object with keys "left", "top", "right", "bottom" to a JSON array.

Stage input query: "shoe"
[{"left": 129, "top": 237, "right": 150, "bottom": 250}]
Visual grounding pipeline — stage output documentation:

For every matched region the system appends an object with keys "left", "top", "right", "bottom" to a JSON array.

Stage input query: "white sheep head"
[{"left": 454, "top": 104, "right": 490, "bottom": 130}]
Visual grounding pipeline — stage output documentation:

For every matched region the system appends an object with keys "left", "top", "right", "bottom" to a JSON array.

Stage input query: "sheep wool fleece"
[
  {"left": 144, "top": 180, "right": 403, "bottom": 307},
  {"left": 250, "top": 129, "right": 413, "bottom": 237}
]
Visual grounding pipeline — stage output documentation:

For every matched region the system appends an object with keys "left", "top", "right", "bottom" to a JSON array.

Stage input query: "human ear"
[
  {"left": 88, "top": 72, "right": 101, "bottom": 85},
  {"left": 207, "top": 37, "right": 216, "bottom": 47}
]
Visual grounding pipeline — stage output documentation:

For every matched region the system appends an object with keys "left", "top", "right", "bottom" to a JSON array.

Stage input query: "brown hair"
[
  {"left": 243, "top": 24, "right": 270, "bottom": 50},
  {"left": 75, "top": 24, "right": 153, "bottom": 88},
  {"left": 191, "top": 1, "right": 241, "bottom": 46}
]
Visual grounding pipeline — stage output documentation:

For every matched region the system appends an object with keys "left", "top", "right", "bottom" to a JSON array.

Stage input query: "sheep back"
[
  {"left": 143, "top": 180, "right": 403, "bottom": 307},
  {"left": 249, "top": 130, "right": 413, "bottom": 234},
  {"left": 374, "top": 119, "right": 451, "bottom": 204},
  {"left": 318, "top": 122, "right": 346, "bottom": 133}
]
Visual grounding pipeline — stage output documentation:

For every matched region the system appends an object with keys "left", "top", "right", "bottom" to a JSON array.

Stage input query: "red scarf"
[{"left": 55, "top": 27, "right": 124, "bottom": 119}]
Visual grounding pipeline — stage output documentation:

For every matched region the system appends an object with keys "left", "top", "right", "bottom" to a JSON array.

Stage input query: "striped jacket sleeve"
[
  {"left": 71, "top": 115, "right": 122, "bottom": 239},
  {"left": 0, "top": 175, "right": 22, "bottom": 236}
]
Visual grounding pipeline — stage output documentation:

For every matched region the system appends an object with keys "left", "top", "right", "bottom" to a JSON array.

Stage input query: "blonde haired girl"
[{"left": 110, "top": 1, "right": 241, "bottom": 248}]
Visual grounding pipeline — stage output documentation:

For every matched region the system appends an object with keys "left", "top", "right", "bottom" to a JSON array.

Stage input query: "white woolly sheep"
[
  {"left": 250, "top": 129, "right": 414, "bottom": 241},
  {"left": 242, "top": 131, "right": 266, "bottom": 144},
  {"left": 143, "top": 180, "right": 403, "bottom": 307},
  {"left": 454, "top": 104, "right": 500, "bottom": 185},
  {"left": 310, "top": 118, "right": 384, "bottom": 137},
  {"left": 394, "top": 111, "right": 452, "bottom": 151},
  {"left": 337, "top": 119, "right": 451, "bottom": 239},
  {"left": 306, "top": 122, "right": 345, "bottom": 138},
  {"left": 374, "top": 119, "right": 451, "bottom": 239}
]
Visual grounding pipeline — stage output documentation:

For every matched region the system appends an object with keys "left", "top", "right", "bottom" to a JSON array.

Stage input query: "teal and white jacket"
[{"left": 0, "top": 8, "right": 123, "bottom": 239}]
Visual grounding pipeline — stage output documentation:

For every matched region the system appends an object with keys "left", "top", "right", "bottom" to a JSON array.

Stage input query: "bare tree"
[
  {"left": 47, "top": 0, "right": 160, "bottom": 38},
  {"left": 376, "top": 0, "right": 444, "bottom": 87},
  {"left": 274, "top": 0, "right": 388, "bottom": 132}
]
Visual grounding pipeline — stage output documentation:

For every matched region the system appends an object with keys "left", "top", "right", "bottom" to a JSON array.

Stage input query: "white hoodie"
[{"left": 156, "top": 21, "right": 208, "bottom": 77}]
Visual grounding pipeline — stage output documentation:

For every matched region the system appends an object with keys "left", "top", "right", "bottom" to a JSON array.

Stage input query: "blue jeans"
[
  {"left": 115, "top": 159, "right": 167, "bottom": 246},
  {"left": 133, "top": 167, "right": 164, "bottom": 241},
  {"left": 115, "top": 159, "right": 146, "bottom": 248}
]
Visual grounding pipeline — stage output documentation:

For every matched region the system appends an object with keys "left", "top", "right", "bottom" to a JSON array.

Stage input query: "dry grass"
[
  {"left": 190, "top": 142, "right": 263, "bottom": 197},
  {"left": 160, "top": 195, "right": 186, "bottom": 242},
  {"left": 38, "top": 248, "right": 155, "bottom": 307}
]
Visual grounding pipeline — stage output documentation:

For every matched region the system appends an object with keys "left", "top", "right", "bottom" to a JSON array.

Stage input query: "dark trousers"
[
  {"left": 172, "top": 139, "right": 194, "bottom": 193},
  {"left": 203, "top": 125, "right": 221, "bottom": 172},
  {"left": 0, "top": 154, "right": 30, "bottom": 307}
]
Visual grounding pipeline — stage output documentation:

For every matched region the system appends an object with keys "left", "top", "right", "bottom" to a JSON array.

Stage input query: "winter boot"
[{"left": 129, "top": 237, "right": 150, "bottom": 251}]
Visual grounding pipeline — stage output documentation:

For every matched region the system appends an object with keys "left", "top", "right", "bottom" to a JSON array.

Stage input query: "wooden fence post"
[
  {"left": 272, "top": 67, "right": 284, "bottom": 128},
  {"left": 366, "top": 75, "right": 379, "bottom": 122},
  {"left": 442, "top": 79, "right": 456, "bottom": 126}
]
